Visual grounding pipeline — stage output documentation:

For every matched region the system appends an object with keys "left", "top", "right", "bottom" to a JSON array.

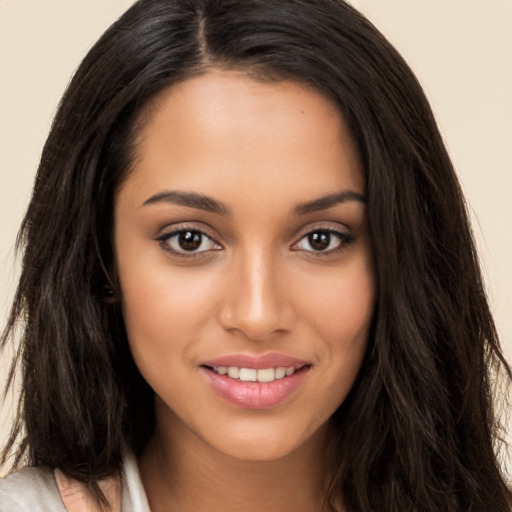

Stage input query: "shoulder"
[
  {"left": 0, "top": 465, "right": 66, "bottom": 511},
  {"left": 0, "top": 451, "right": 150, "bottom": 512}
]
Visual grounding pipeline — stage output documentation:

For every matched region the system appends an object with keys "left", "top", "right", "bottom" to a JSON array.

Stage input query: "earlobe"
[{"left": 101, "top": 284, "right": 118, "bottom": 304}]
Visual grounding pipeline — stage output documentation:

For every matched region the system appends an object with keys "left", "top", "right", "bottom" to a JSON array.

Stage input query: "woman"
[{"left": 1, "top": 0, "right": 510, "bottom": 510}]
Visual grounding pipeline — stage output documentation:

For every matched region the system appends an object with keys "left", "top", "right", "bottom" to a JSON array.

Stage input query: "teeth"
[
  {"left": 275, "top": 367, "right": 286, "bottom": 379},
  {"left": 256, "top": 368, "right": 275, "bottom": 383},
  {"left": 239, "top": 368, "right": 257, "bottom": 382},
  {"left": 212, "top": 366, "right": 299, "bottom": 382},
  {"left": 227, "top": 367, "right": 239, "bottom": 379}
]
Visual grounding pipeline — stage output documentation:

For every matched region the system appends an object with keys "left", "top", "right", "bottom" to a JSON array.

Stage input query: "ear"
[
  {"left": 54, "top": 469, "right": 121, "bottom": 512},
  {"left": 101, "top": 284, "right": 119, "bottom": 304}
]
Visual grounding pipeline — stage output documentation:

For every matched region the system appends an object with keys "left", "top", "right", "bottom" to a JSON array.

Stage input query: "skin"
[{"left": 114, "top": 70, "right": 375, "bottom": 512}]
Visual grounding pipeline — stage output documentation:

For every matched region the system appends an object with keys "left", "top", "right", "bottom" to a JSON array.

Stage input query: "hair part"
[{"left": 2, "top": 0, "right": 511, "bottom": 510}]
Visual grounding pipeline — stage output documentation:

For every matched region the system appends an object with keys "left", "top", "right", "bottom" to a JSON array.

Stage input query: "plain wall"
[{"left": 1, "top": 0, "right": 511, "bottom": 467}]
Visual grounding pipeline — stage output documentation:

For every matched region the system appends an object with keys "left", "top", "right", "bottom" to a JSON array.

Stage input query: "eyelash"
[
  {"left": 156, "top": 227, "right": 222, "bottom": 258},
  {"left": 291, "top": 228, "right": 354, "bottom": 255},
  {"left": 156, "top": 226, "right": 354, "bottom": 258}
]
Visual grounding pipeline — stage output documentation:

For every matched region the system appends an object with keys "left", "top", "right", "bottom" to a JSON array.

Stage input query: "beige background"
[{"left": 1, "top": 0, "right": 511, "bottom": 466}]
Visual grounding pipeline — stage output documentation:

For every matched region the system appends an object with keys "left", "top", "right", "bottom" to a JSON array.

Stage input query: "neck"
[{"left": 139, "top": 405, "right": 335, "bottom": 512}]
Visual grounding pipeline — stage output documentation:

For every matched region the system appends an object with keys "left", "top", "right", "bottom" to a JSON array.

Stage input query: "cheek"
[
  {"left": 299, "top": 257, "right": 375, "bottom": 398},
  {"left": 118, "top": 265, "right": 224, "bottom": 402},
  {"left": 114, "top": 219, "right": 224, "bottom": 363},
  {"left": 301, "top": 259, "right": 375, "bottom": 349},
  {"left": 120, "top": 264, "right": 223, "bottom": 351},
  {"left": 282, "top": 259, "right": 374, "bottom": 432}
]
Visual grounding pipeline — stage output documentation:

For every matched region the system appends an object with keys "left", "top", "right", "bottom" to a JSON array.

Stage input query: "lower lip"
[{"left": 202, "top": 367, "right": 309, "bottom": 410}]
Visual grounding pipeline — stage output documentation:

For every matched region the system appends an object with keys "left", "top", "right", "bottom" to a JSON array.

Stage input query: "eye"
[
  {"left": 293, "top": 229, "right": 353, "bottom": 253},
  {"left": 158, "top": 229, "right": 221, "bottom": 255}
]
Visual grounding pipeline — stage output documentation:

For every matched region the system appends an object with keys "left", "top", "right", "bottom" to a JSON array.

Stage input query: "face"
[{"left": 114, "top": 71, "right": 375, "bottom": 462}]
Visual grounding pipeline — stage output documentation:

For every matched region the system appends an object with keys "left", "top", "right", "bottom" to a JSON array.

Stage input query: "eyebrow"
[
  {"left": 142, "top": 191, "right": 229, "bottom": 214},
  {"left": 293, "top": 190, "right": 366, "bottom": 215},
  {"left": 141, "top": 189, "right": 366, "bottom": 215}
]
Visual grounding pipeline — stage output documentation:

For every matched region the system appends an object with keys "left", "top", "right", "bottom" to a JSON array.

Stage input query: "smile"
[
  {"left": 200, "top": 353, "right": 311, "bottom": 409},
  {"left": 211, "top": 366, "right": 298, "bottom": 382}
]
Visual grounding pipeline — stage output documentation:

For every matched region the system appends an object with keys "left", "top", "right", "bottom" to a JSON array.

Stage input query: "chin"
[
  {"left": 200, "top": 417, "right": 329, "bottom": 463},
  {"left": 219, "top": 437, "right": 299, "bottom": 462}
]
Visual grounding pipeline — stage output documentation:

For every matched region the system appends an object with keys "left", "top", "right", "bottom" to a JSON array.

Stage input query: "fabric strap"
[{"left": 55, "top": 469, "right": 122, "bottom": 512}]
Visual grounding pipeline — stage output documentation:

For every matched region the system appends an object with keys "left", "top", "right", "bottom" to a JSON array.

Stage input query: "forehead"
[{"left": 120, "top": 71, "right": 364, "bottom": 210}]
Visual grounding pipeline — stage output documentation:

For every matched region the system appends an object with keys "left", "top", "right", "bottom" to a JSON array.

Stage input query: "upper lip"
[{"left": 201, "top": 352, "right": 311, "bottom": 370}]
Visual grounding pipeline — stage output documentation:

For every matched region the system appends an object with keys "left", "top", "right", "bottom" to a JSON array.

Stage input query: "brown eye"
[
  {"left": 160, "top": 229, "right": 220, "bottom": 255},
  {"left": 178, "top": 231, "right": 202, "bottom": 251},
  {"left": 294, "top": 229, "right": 353, "bottom": 254},
  {"left": 308, "top": 231, "right": 331, "bottom": 251}
]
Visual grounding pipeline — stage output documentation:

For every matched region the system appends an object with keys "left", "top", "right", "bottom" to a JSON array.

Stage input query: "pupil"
[
  {"left": 308, "top": 231, "right": 330, "bottom": 251},
  {"left": 179, "top": 231, "right": 202, "bottom": 251}
]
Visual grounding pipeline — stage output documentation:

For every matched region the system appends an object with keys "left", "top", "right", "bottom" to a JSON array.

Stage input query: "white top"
[{"left": 0, "top": 451, "right": 151, "bottom": 512}]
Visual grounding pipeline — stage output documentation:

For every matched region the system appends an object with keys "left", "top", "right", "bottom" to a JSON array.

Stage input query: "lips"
[{"left": 200, "top": 353, "right": 311, "bottom": 409}]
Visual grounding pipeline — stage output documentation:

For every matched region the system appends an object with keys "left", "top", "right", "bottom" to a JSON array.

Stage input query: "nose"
[{"left": 218, "top": 248, "right": 296, "bottom": 341}]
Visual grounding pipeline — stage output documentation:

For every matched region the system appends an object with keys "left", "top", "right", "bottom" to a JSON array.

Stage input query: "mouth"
[
  {"left": 200, "top": 354, "right": 311, "bottom": 409},
  {"left": 203, "top": 364, "right": 308, "bottom": 383}
]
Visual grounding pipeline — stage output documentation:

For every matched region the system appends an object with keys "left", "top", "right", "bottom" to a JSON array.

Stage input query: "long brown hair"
[{"left": 2, "top": 0, "right": 511, "bottom": 510}]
